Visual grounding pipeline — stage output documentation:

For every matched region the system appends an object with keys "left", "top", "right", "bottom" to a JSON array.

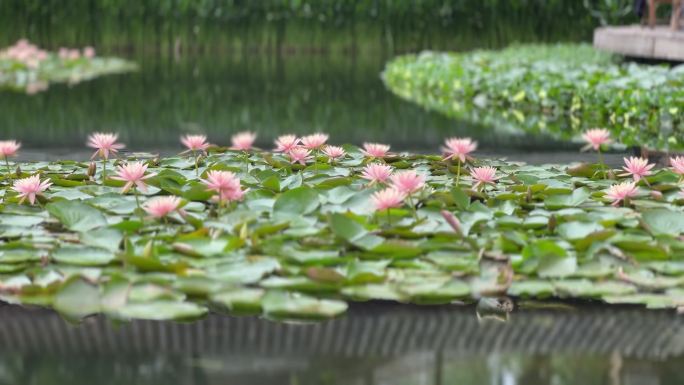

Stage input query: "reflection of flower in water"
[
  {"left": 25, "top": 81, "right": 48, "bottom": 95},
  {"left": 2, "top": 39, "right": 134, "bottom": 95}
]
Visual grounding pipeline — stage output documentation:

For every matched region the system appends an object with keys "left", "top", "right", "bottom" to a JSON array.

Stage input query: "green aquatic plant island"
[
  {"left": 0, "top": 40, "right": 136, "bottom": 93},
  {"left": 383, "top": 44, "right": 684, "bottom": 150}
]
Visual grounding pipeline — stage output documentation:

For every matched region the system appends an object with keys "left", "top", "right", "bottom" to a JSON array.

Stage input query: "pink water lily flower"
[
  {"left": 371, "top": 187, "right": 406, "bottom": 211},
  {"left": 202, "top": 170, "right": 241, "bottom": 194},
  {"left": 323, "top": 145, "right": 346, "bottom": 160},
  {"left": 670, "top": 156, "right": 684, "bottom": 175},
  {"left": 301, "top": 133, "right": 329, "bottom": 149},
  {"left": 0, "top": 140, "right": 21, "bottom": 159},
  {"left": 112, "top": 161, "right": 157, "bottom": 193},
  {"left": 201, "top": 170, "right": 245, "bottom": 203},
  {"left": 288, "top": 147, "right": 312, "bottom": 165},
  {"left": 274, "top": 135, "right": 300, "bottom": 152},
  {"left": 390, "top": 170, "right": 426, "bottom": 194},
  {"left": 605, "top": 181, "right": 638, "bottom": 206},
  {"left": 13, "top": 175, "right": 52, "bottom": 205},
  {"left": 619, "top": 156, "right": 654, "bottom": 182},
  {"left": 470, "top": 166, "right": 498, "bottom": 189},
  {"left": 361, "top": 143, "right": 390, "bottom": 158},
  {"left": 442, "top": 137, "right": 477, "bottom": 163},
  {"left": 361, "top": 163, "right": 393, "bottom": 185},
  {"left": 230, "top": 131, "right": 257, "bottom": 151},
  {"left": 143, "top": 196, "right": 182, "bottom": 218},
  {"left": 87, "top": 133, "right": 125, "bottom": 160},
  {"left": 218, "top": 186, "right": 246, "bottom": 202},
  {"left": 581, "top": 128, "right": 611, "bottom": 151},
  {"left": 180, "top": 134, "right": 209, "bottom": 153}
]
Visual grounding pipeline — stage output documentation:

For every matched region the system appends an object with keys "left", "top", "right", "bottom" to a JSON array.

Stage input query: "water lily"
[
  {"left": 322, "top": 145, "right": 346, "bottom": 162},
  {"left": 361, "top": 143, "right": 390, "bottom": 158},
  {"left": 442, "top": 137, "right": 477, "bottom": 185},
  {"left": 12, "top": 175, "right": 51, "bottom": 205},
  {"left": 0, "top": 140, "right": 20, "bottom": 180},
  {"left": 230, "top": 131, "right": 256, "bottom": 151},
  {"left": 670, "top": 157, "right": 684, "bottom": 182},
  {"left": 361, "top": 163, "right": 393, "bottom": 185},
  {"left": 274, "top": 135, "right": 300, "bottom": 153},
  {"left": 112, "top": 161, "right": 156, "bottom": 194},
  {"left": 180, "top": 134, "right": 209, "bottom": 153},
  {"left": 201, "top": 170, "right": 245, "bottom": 205},
  {"left": 218, "top": 186, "right": 246, "bottom": 203},
  {"left": 442, "top": 137, "right": 477, "bottom": 163},
  {"left": 582, "top": 128, "right": 611, "bottom": 151},
  {"left": 202, "top": 170, "right": 240, "bottom": 194},
  {"left": 0, "top": 140, "right": 20, "bottom": 159},
  {"left": 371, "top": 187, "right": 405, "bottom": 211},
  {"left": 143, "top": 196, "right": 182, "bottom": 219},
  {"left": 301, "top": 133, "right": 329, "bottom": 149},
  {"left": 87, "top": 132, "right": 125, "bottom": 181},
  {"left": 181, "top": 134, "right": 210, "bottom": 175},
  {"left": 288, "top": 147, "right": 312, "bottom": 165},
  {"left": 390, "top": 170, "right": 425, "bottom": 220},
  {"left": 581, "top": 128, "right": 611, "bottom": 178},
  {"left": 605, "top": 181, "right": 638, "bottom": 206},
  {"left": 390, "top": 170, "right": 425, "bottom": 194},
  {"left": 470, "top": 166, "right": 498, "bottom": 189},
  {"left": 87, "top": 132, "right": 124, "bottom": 161},
  {"left": 619, "top": 156, "right": 654, "bottom": 182}
]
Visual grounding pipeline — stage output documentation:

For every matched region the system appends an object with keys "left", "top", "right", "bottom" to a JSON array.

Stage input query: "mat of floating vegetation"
[
  {"left": 1, "top": 146, "right": 684, "bottom": 322},
  {"left": 382, "top": 44, "right": 684, "bottom": 151},
  {"left": 0, "top": 39, "right": 136, "bottom": 93}
]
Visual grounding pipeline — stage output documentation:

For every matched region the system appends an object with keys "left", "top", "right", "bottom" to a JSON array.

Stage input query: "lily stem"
[
  {"left": 407, "top": 194, "right": 418, "bottom": 221},
  {"left": 597, "top": 149, "right": 607, "bottom": 179},
  {"left": 102, "top": 158, "right": 108, "bottom": 182},
  {"left": 133, "top": 187, "right": 143, "bottom": 221},
  {"left": 193, "top": 150, "right": 198, "bottom": 176},
  {"left": 5, "top": 158, "right": 12, "bottom": 182},
  {"left": 456, "top": 160, "right": 461, "bottom": 186}
]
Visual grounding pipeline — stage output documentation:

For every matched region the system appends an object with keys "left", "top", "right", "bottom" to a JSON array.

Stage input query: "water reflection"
[
  {"left": 3, "top": 351, "right": 682, "bottom": 385},
  {"left": 0, "top": 303, "right": 682, "bottom": 385},
  {"left": 0, "top": 52, "right": 579, "bottom": 155}
]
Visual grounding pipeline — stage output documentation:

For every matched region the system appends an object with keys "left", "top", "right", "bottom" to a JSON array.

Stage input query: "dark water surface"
[
  {"left": 1, "top": 52, "right": 586, "bottom": 159},
  {"left": 0, "top": 2, "right": 602, "bottom": 161},
  {"left": 0, "top": 303, "right": 682, "bottom": 385}
]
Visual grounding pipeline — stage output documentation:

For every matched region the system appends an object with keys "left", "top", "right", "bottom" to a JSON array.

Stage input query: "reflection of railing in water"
[{"left": 1, "top": 303, "right": 683, "bottom": 359}]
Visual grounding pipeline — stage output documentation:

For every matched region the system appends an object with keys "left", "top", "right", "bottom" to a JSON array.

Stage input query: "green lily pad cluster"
[
  {"left": 382, "top": 44, "right": 684, "bottom": 150},
  {"left": 0, "top": 40, "right": 136, "bottom": 94},
  {"left": 2, "top": 146, "right": 684, "bottom": 322}
]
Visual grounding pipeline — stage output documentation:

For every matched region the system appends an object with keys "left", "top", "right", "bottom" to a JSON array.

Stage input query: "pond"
[
  {"left": 2, "top": 303, "right": 683, "bottom": 385},
  {"left": 0, "top": 2, "right": 614, "bottom": 163},
  {"left": 2, "top": 52, "right": 599, "bottom": 162},
  {"left": 0, "top": 3, "right": 675, "bottom": 384}
]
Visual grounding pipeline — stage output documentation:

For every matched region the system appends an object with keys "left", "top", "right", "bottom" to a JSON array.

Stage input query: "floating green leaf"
[{"left": 46, "top": 200, "right": 107, "bottom": 232}]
